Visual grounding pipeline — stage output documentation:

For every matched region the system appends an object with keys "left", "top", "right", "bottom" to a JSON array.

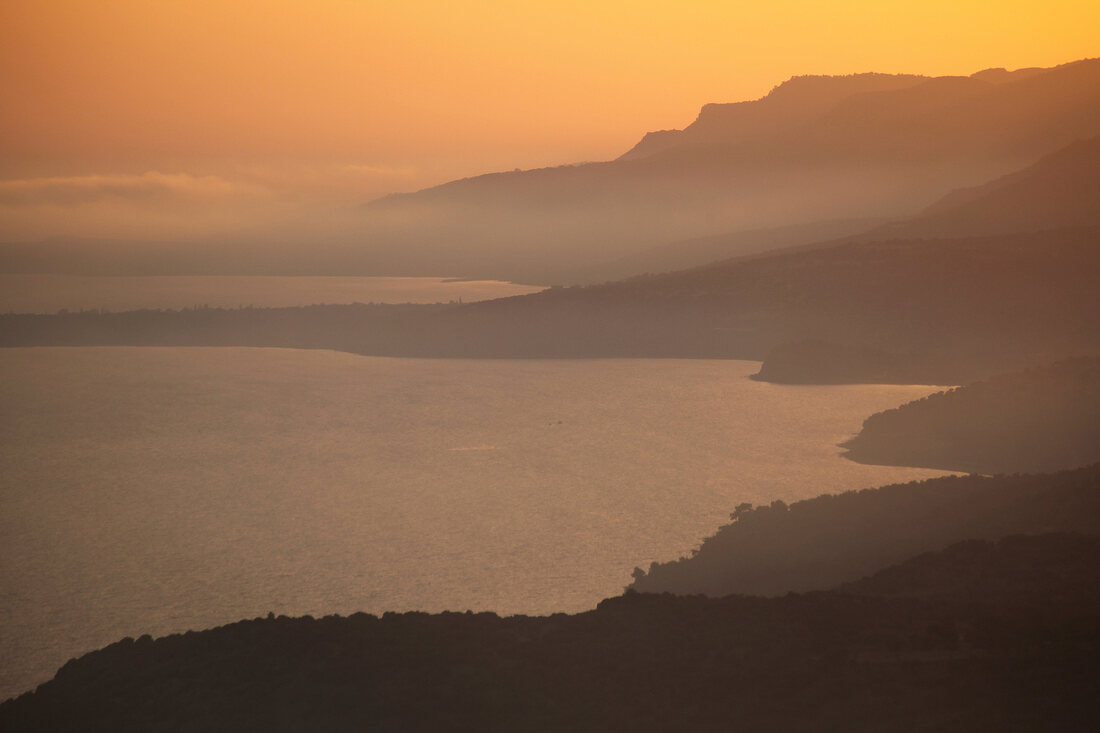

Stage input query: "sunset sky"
[{"left": 1, "top": 0, "right": 1097, "bottom": 240}]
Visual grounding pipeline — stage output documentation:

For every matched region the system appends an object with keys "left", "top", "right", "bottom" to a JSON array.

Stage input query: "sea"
[
  {"left": 0, "top": 346, "right": 950, "bottom": 699},
  {"left": 0, "top": 274, "right": 543, "bottom": 313}
]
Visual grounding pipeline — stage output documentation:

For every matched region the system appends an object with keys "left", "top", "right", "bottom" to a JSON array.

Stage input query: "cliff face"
[{"left": 618, "top": 72, "right": 930, "bottom": 160}]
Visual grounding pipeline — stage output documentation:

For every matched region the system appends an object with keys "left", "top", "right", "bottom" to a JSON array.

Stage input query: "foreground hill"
[
  {"left": 3, "top": 532, "right": 1097, "bottom": 731},
  {"left": 628, "top": 465, "right": 1100, "bottom": 597},
  {"left": 842, "top": 358, "right": 1100, "bottom": 474}
]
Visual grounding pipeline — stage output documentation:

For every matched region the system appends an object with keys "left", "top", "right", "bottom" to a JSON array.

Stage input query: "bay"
[{"left": 0, "top": 347, "right": 949, "bottom": 699}]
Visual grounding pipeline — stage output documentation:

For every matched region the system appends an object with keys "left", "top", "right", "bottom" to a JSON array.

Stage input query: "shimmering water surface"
[
  {"left": 0, "top": 347, "right": 950, "bottom": 699},
  {"left": 0, "top": 274, "right": 543, "bottom": 313}
]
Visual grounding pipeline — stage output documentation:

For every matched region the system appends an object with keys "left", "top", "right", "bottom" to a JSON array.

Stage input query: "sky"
[{"left": 1, "top": 0, "right": 1098, "bottom": 241}]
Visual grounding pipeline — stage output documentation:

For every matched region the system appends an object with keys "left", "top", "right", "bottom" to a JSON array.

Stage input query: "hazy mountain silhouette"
[
  {"left": 621, "top": 65, "right": 1057, "bottom": 161},
  {"left": 6, "top": 226, "right": 1098, "bottom": 383},
  {"left": 362, "top": 58, "right": 1100, "bottom": 281},
  {"left": 617, "top": 73, "right": 930, "bottom": 160},
  {"left": 5, "top": 134, "right": 1100, "bottom": 384},
  {"left": 5, "top": 60, "right": 1097, "bottom": 283},
  {"left": 590, "top": 130, "right": 1099, "bottom": 282},
  {"left": 859, "top": 134, "right": 1100, "bottom": 240},
  {"left": 565, "top": 216, "right": 885, "bottom": 283}
]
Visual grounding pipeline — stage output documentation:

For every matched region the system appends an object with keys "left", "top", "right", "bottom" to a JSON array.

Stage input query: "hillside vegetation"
[
  {"left": 842, "top": 358, "right": 1100, "bottom": 473},
  {"left": 3, "top": 532, "right": 1097, "bottom": 732},
  {"left": 628, "top": 465, "right": 1100, "bottom": 597}
]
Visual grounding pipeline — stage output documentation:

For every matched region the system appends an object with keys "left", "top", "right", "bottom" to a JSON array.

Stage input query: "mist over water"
[{"left": 0, "top": 347, "right": 949, "bottom": 699}]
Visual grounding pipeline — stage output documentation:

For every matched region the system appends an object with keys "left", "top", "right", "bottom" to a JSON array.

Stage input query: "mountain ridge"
[
  {"left": 618, "top": 71, "right": 931, "bottom": 160},
  {"left": 362, "top": 58, "right": 1100, "bottom": 282}
]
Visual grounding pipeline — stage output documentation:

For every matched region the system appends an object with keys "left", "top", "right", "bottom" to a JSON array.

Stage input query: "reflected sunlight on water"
[
  {"left": 0, "top": 347, "right": 950, "bottom": 698},
  {"left": 0, "top": 274, "right": 543, "bottom": 313}
]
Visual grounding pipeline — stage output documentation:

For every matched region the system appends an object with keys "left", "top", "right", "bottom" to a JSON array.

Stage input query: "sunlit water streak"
[
  {"left": 0, "top": 347, "right": 950, "bottom": 699},
  {"left": 0, "top": 274, "right": 543, "bottom": 313}
]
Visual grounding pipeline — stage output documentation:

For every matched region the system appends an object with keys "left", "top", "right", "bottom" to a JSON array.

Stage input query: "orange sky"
[{"left": 1, "top": 0, "right": 1097, "bottom": 239}]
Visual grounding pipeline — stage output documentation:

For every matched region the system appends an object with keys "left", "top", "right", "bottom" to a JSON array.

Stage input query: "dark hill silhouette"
[
  {"left": 362, "top": 58, "right": 1100, "bottom": 282},
  {"left": 628, "top": 465, "right": 1100, "bottom": 598},
  {"left": 839, "top": 533, "right": 1100, "bottom": 602},
  {"left": 841, "top": 358, "right": 1100, "bottom": 474},
  {"left": 5, "top": 227, "right": 1099, "bottom": 384},
  {"left": 3, "top": 530, "right": 1097, "bottom": 731}
]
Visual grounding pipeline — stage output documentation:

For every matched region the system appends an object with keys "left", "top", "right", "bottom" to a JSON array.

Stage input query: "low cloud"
[
  {"left": 0, "top": 172, "right": 266, "bottom": 207},
  {"left": 0, "top": 164, "right": 432, "bottom": 241}
]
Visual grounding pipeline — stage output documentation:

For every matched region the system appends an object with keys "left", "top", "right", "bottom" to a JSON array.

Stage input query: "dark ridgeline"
[
  {"left": 4, "top": 226, "right": 1097, "bottom": 384},
  {"left": 2, "top": 530, "right": 1098, "bottom": 731},
  {"left": 629, "top": 464, "right": 1100, "bottom": 597},
  {"left": 841, "top": 358, "right": 1100, "bottom": 474}
]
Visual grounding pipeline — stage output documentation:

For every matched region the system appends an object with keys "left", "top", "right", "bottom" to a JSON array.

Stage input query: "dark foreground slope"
[
  {"left": 842, "top": 358, "right": 1100, "bottom": 474},
  {"left": 3, "top": 533, "right": 1097, "bottom": 732},
  {"left": 629, "top": 465, "right": 1100, "bottom": 597}
]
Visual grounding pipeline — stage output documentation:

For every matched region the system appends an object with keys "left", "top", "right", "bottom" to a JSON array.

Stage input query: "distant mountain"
[
  {"left": 363, "top": 58, "right": 1100, "bottom": 282},
  {"left": 566, "top": 216, "right": 885, "bottom": 283},
  {"left": 618, "top": 72, "right": 930, "bottom": 160},
  {"left": 7, "top": 227, "right": 1098, "bottom": 385},
  {"left": 621, "top": 65, "right": 1058, "bottom": 161},
  {"left": 6, "top": 139, "right": 1100, "bottom": 382},
  {"left": 861, "top": 134, "right": 1100, "bottom": 240},
  {"left": 5, "top": 61, "right": 1097, "bottom": 283}
]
